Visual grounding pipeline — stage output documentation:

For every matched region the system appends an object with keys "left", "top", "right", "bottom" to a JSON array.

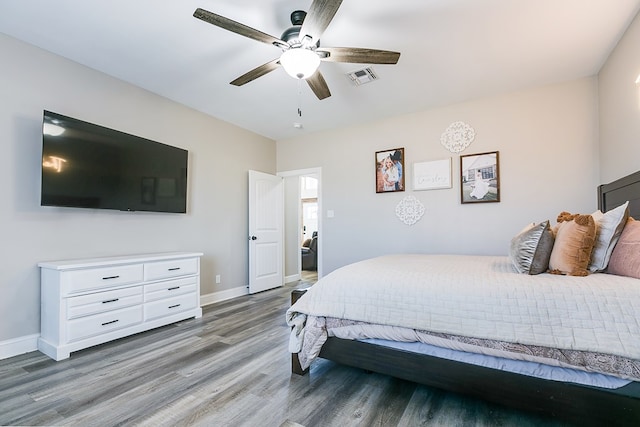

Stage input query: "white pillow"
[{"left": 589, "top": 201, "right": 629, "bottom": 272}]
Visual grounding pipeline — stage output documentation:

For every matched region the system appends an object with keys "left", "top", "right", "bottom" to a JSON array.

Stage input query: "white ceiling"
[{"left": 1, "top": 0, "right": 639, "bottom": 141}]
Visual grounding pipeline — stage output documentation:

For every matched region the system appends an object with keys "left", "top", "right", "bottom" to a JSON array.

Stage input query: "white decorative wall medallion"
[
  {"left": 440, "top": 121, "right": 475, "bottom": 153},
  {"left": 395, "top": 196, "right": 425, "bottom": 225}
]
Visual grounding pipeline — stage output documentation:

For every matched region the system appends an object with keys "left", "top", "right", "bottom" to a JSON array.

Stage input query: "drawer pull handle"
[
  {"left": 168, "top": 267, "right": 181, "bottom": 271},
  {"left": 167, "top": 286, "right": 180, "bottom": 291},
  {"left": 102, "top": 298, "right": 119, "bottom": 304},
  {"left": 102, "top": 275, "right": 120, "bottom": 280},
  {"left": 168, "top": 304, "right": 181, "bottom": 309},
  {"left": 102, "top": 319, "right": 119, "bottom": 326}
]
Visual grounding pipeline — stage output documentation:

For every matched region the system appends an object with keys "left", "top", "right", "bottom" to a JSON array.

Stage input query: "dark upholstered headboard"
[{"left": 598, "top": 170, "right": 640, "bottom": 218}]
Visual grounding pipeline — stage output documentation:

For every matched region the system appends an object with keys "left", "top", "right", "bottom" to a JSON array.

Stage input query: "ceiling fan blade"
[
  {"left": 194, "top": 8, "right": 287, "bottom": 48},
  {"left": 306, "top": 71, "right": 331, "bottom": 100},
  {"left": 230, "top": 59, "right": 281, "bottom": 86},
  {"left": 317, "top": 47, "right": 401, "bottom": 64},
  {"left": 299, "top": 0, "right": 343, "bottom": 43}
]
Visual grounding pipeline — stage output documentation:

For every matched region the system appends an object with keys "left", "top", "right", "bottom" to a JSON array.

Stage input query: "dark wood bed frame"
[{"left": 292, "top": 170, "right": 640, "bottom": 426}]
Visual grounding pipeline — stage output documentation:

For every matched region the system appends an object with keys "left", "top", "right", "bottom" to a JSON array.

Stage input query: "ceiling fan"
[{"left": 193, "top": 0, "right": 401, "bottom": 100}]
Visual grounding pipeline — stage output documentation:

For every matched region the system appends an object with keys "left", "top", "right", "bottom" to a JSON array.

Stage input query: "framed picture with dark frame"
[
  {"left": 460, "top": 151, "right": 500, "bottom": 203},
  {"left": 375, "top": 148, "right": 405, "bottom": 193}
]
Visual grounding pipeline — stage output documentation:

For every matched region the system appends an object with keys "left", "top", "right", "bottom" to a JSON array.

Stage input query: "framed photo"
[
  {"left": 413, "top": 158, "right": 452, "bottom": 191},
  {"left": 375, "top": 148, "right": 405, "bottom": 193},
  {"left": 460, "top": 151, "right": 500, "bottom": 203}
]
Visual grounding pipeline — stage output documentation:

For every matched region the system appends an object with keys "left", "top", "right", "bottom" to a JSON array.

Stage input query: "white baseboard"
[
  {"left": 285, "top": 273, "right": 300, "bottom": 284},
  {"left": 200, "top": 285, "right": 249, "bottom": 306},
  {"left": 0, "top": 334, "right": 39, "bottom": 360},
  {"left": 1, "top": 285, "right": 267, "bottom": 361}
]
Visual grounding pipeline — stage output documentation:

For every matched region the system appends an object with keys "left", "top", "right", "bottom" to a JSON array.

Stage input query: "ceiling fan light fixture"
[{"left": 280, "top": 48, "right": 320, "bottom": 80}]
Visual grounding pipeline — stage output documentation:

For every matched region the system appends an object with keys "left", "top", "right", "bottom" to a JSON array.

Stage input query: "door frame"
[{"left": 279, "top": 167, "right": 323, "bottom": 281}]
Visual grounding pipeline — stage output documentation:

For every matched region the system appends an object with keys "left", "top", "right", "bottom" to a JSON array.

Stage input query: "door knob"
[{"left": 250, "top": 235, "right": 257, "bottom": 240}]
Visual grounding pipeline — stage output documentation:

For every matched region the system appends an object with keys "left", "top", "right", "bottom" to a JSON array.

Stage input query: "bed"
[{"left": 287, "top": 170, "right": 640, "bottom": 426}]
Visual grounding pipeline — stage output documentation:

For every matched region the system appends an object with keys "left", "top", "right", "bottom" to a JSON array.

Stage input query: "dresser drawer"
[
  {"left": 67, "top": 306, "right": 143, "bottom": 342},
  {"left": 67, "top": 286, "right": 143, "bottom": 319},
  {"left": 65, "top": 264, "right": 144, "bottom": 295},
  {"left": 145, "top": 277, "right": 197, "bottom": 302},
  {"left": 144, "top": 258, "right": 198, "bottom": 281},
  {"left": 144, "top": 293, "right": 197, "bottom": 321}
]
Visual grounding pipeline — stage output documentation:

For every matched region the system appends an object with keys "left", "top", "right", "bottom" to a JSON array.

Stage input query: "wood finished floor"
[
  {"left": 300, "top": 270, "right": 317, "bottom": 282},
  {"left": 0, "top": 279, "right": 569, "bottom": 427}
]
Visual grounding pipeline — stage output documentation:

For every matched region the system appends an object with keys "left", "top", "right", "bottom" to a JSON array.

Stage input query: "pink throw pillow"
[{"left": 607, "top": 218, "right": 640, "bottom": 279}]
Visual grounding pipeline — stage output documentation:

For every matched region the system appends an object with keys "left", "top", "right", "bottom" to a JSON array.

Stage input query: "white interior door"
[{"left": 248, "top": 170, "right": 284, "bottom": 294}]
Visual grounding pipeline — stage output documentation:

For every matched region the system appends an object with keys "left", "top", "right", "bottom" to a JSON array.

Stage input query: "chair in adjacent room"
[{"left": 301, "top": 232, "right": 318, "bottom": 271}]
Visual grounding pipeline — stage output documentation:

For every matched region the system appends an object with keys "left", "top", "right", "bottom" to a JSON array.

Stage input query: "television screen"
[{"left": 41, "top": 111, "right": 188, "bottom": 213}]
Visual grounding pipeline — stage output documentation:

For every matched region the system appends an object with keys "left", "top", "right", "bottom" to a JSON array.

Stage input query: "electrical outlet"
[{"left": 215, "top": 274, "right": 221, "bottom": 284}]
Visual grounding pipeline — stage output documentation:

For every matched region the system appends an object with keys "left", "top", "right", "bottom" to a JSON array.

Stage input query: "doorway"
[
  {"left": 279, "top": 167, "right": 322, "bottom": 283},
  {"left": 300, "top": 175, "right": 318, "bottom": 244}
]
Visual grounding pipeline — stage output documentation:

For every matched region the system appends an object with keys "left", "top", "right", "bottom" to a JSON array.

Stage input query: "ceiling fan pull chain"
[{"left": 297, "top": 79, "right": 303, "bottom": 117}]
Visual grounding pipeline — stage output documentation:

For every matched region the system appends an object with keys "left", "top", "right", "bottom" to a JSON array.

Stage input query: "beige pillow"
[
  {"left": 549, "top": 213, "right": 596, "bottom": 276},
  {"left": 607, "top": 218, "right": 640, "bottom": 279},
  {"left": 589, "top": 201, "right": 629, "bottom": 272},
  {"left": 509, "top": 220, "right": 555, "bottom": 275}
]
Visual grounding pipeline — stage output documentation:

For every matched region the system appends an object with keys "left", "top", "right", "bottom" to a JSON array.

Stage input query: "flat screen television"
[{"left": 41, "top": 110, "right": 188, "bottom": 213}]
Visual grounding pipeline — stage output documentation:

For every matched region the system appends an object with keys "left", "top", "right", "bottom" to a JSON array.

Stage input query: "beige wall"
[
  {"left": 278, "top": 78, "right": 599, "bottom": 274},
  {"left": 0, "top": 34, "right": 275, "bottom": 342},
  {"left": 599, "top": 10, "right": 640, "bottom": 183}
]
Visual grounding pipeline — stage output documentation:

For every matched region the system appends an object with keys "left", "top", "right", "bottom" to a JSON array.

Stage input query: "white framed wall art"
[{"left": 412, "top": 158, "right": 452, "bottom": 191}]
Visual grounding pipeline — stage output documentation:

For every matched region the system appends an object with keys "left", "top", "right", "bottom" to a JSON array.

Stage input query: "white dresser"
[{"left": 38, "top": 252, "right": 203, "bottom": 361}]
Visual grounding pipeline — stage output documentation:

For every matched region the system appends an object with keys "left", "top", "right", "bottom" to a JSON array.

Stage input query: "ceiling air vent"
[{"left": 346, "top": 67, "right": 378, "bottom": 86}]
